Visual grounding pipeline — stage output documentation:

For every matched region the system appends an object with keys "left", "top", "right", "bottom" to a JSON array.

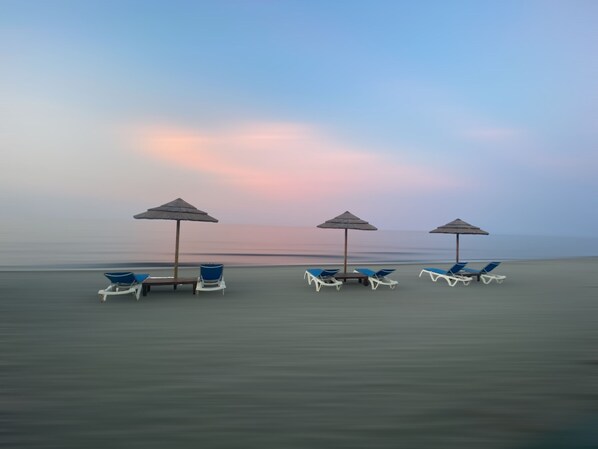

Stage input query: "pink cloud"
[{"left": 131, "top": 122, "right": 463, "bottom": 200}]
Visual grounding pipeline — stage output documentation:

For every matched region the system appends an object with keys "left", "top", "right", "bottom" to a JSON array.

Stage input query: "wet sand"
[{"left": 1, "top": 259, "right": 597, "bottom": 448}]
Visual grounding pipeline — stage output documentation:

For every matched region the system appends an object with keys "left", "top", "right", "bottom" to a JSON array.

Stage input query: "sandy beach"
[{"left": 1, "top": 258, "right": 597, "bottom": 448}]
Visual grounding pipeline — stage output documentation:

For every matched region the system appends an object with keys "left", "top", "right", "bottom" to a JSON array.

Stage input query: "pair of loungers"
[
  {"left": 419, "top": 262, "right": 506, "bottom": 287},
  {"left": 98, "top": 264, "right": 227, "bottom": 302},
  {"left": 304, "top": 268, "right": 398, "bottom": 292}
]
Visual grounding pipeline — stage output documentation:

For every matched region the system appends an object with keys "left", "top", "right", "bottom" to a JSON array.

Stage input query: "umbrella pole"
[
  {"left": 174, "top": 220, "right": 181, "bottom": 279},
  {"left": 456, "top": 234, "right": 459, "bottom": 263},
  {"left": 344, "top": 228, "right": 348, "bottom": 274}
]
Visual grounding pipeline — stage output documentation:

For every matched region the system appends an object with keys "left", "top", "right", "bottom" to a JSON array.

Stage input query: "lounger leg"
[
  {"left": 457, "top": 277, "right": 471, "bottom": 286},
  {"left": 419, "top": 270, "right": 437, "bottom": 282},
  {"left": 304, "top": 272, "right": 313, "bottom": 284},
  {"left": 98, "top": 285, "right": 115, "bottom": 302}
]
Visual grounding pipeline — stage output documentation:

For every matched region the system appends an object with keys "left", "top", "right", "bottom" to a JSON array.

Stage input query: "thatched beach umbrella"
[
  {"left": 134, "top": 198, "right": 218, "bottom": 279},
  {"left": 430, "top": 218, "right": 488, "bottom": 263},
  {"left": 317, "top": 211, "right": 377, "bottom": 274}
]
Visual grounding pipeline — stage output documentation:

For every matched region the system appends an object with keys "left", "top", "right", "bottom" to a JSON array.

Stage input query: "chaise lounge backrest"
[
  {"left": 375, "top": 269, "right": 395, "bottom": 278},
  {"left": 447, "top": 263, "right": 467, "bottom": 275},
  {"left": 319, "top": 269, "right": 339, "bottom": 279},
  {"left": 200, "top": 264, "right": 224, "bottom": 283},
  {"left": 104, "top": 272, "right": 137, "bottom": 286},
  {"left": 481, "top": 262, "right": 500, "bottom": 274}
]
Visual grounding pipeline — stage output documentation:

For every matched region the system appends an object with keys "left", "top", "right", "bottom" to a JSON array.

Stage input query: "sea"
[{"left": 1, "top": 219, "right": 597, "bottom": 270}]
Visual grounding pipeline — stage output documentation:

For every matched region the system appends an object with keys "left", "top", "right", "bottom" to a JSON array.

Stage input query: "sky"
[{"left": 1, "top": 0, "right": 597, "bottom": 236}]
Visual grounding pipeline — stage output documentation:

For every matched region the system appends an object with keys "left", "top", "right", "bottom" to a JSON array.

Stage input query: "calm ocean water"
[{"left": 1, "top": 220, "right": 597, "bottom": 270}]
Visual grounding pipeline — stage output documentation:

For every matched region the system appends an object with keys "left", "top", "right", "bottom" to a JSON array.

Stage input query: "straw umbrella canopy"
[
  {"left": 430, "top": 218, "right": 488, "bottom": 263},
  {"left": 134, "top": 198, "right": 218, "bottom": 279},
  {"left": 317, "top": 211, "right": 377, "bottom": 273}
]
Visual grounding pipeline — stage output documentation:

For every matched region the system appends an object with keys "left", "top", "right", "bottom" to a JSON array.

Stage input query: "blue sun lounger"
[
  {"left": 419, "top": 262, "right": 471, "bottom": 287},
  {"left": 460, "top": 262, "right": 506, "bottom": 284},
  {"left": 354, "top": 268, "right": 398, "bottom": 290},
  {"left": 196, "top": 263, "right": 226, "bottom": 294},
  {"left": 98, "top": 272, "right": 150, "bottom": 302},
  {"left": 304, "top": 268, "right": 342, "bottom": 292}
]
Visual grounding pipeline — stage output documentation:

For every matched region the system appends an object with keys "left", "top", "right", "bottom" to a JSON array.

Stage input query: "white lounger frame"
[
  {"left": 304, "top": 271, "right": 342, "bottom": 292},
  {"left": 368, "top": 276, "right": 398, "bottom": 290},
  {"left": 98, "top": 283, "right": 142, "bottom": 302},
  {"left": 419, "top": 269, "right": 472, "bottom": 287},
  {"left": 196, "top": 279, "right": 226, "bottom": 294},
  {"left": 480, "top": 274, "right": 506, "bottom": 284}
]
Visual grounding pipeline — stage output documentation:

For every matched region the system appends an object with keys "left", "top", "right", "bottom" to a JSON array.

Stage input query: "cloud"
[{"left": 131, "top": 121, "right": 463, "bottom": 200}]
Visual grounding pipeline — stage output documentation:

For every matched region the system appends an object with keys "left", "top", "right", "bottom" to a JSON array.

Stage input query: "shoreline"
[{"left": 1, "top": 255, "right": 597, "bottom": 273}]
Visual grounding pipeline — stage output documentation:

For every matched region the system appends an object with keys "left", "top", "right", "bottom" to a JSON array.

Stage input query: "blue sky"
[{"left": 1, "top": 1, "right": 597, "bottom": 236}]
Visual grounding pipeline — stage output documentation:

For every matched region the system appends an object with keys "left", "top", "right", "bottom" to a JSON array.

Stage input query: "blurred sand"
[{"left": 1, "top": 259, "right": 597, "bottom": 448}]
